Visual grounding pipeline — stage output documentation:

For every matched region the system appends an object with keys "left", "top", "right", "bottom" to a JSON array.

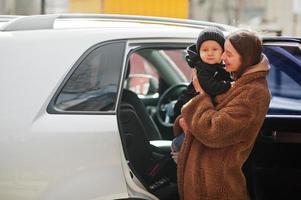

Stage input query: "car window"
[
  {"left": 53, "top": 42, "right": 125, "bottom": 112},
  {"left": 263, "top": 44, "right": 301, "bottom": 115},
  {"left": 127, "top": 53, "right": 159, "bottom": 95},
  {"left": 164, "top": 49, "right": 192, "bottom": 81},
  {"left": 126, "top": 48, "right": 190, "bottom": 97}
]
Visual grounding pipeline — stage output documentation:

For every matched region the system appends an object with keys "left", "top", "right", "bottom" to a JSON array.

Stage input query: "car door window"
[
  {"left": 164, "top": 49, "right": 192, "bottom": 81},
  {"left": 127, "top": 53, "right": 159, "bottom": 96},
  {"left": 51, "top": 42, "right": 125, "bottom": 112},
  {"left": 126, "top": 48, "right": 190, "bottom": 97},
  {"left": 263, "top": 44, "right": 301, "bottom": 115}
]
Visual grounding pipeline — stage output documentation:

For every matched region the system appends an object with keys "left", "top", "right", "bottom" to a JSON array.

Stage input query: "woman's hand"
[
  {"left": 179, "top": 117, "right": 189, "bottom": 134},
  {"left": 192, "top": 69, "right": 205, "bottom": 94},
  {"left": 171, "top": 151, "right": 179, "bottom": 164}
]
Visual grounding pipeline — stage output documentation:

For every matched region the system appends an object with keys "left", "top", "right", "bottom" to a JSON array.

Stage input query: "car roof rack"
[
  {"left": 0, "top": 15, "right": 21, "bottom": 28},
  {"left": 0, "top": 15, "right": 21, "bottom": 22},
  {"left": 0, "top": 14, "right": 59, "bottom": 31},
  {"left": 0, "top": 14, "right": 235, "bottom": 32}
]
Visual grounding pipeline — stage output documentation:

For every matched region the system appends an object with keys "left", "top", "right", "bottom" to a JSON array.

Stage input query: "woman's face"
[{"left": 221, "top": 39, "right": 242, "bottom": 73}]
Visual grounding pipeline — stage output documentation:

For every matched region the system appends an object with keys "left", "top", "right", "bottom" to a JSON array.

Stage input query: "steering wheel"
[{"left": 156, "top": 83, "right": 188, "bottom": 128}]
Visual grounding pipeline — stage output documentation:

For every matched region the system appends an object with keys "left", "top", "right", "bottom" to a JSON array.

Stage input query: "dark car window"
[
  {"left": 54, "top": 42, "right": 125, "bottom": 112},
  {"left": 263, "top": 44, "right": 301, "bottom": 115}
]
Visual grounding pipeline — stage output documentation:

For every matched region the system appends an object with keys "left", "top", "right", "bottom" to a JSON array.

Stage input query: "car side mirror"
[{"left": 126, "top": 74, "right": 159, "bottom": 96}]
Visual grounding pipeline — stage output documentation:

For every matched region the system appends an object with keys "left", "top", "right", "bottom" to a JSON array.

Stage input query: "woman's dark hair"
[{"left": 227, "top": 30, "right": 262, "bottom": 78}]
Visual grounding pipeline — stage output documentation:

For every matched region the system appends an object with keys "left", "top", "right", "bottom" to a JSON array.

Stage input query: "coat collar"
[
  {"left": 214, "top": 55, "right": 270, "bottom": 108},
  {"left": 230, "top": 54, "right": 270, "bottom": 81},
  {"left": 233, "top": 54, "right": 270, "bottom": 87},
  {"left": 241, "top": 54, "right": 270, "bottom": 77}
]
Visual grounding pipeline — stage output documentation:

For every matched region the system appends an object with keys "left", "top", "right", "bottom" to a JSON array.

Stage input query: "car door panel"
[{"left": 249, "top": 39, "right": 301, "bottom": 200}]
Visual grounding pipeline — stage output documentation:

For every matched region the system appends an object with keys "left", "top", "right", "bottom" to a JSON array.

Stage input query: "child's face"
[{"left": 199, "top": 40, "right": 223, "bottom": 64}]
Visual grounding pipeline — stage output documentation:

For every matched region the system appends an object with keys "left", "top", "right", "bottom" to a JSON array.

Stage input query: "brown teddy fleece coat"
[{"left": 174, "top": 55, "right": 271, "bottom": 200}]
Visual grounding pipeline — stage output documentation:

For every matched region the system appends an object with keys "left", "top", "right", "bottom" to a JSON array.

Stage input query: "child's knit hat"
[{"left": 196, "top": 27, "right": 225, "bottom": 54}]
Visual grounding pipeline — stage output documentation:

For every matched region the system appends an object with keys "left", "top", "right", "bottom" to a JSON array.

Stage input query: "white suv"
[{"left": 1, "top": 14, "right": 301, "bottom": 200}]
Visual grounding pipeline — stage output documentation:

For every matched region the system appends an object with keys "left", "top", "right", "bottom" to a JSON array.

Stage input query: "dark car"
[{"left": 249, "top": 37, "right": 301, "bottom": 200}]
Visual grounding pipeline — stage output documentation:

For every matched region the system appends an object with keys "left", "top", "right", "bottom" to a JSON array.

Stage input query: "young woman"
[{"left": 174, "top": 30, "right": 271, "bottom": 200}]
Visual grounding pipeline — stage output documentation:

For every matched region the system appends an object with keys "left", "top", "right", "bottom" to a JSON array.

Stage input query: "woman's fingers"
[{"left": 171, "top": 151, "right": 179, "bottom": 164}]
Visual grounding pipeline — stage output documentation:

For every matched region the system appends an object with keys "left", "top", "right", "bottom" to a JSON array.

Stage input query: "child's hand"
[
  {"left": 179, "top": 118, "right": 189, "bottom": 134},
  {"left": 192, "top": 69, "right": 205, "bottom": 94}
]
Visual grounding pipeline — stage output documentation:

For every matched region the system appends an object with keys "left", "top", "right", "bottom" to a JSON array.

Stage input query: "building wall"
[
  {"left": 190, "top": 0, "right": 301, "bottom": 36},
  {"left": 68, "top": 0, "right": 188, "bottom": 19},
  {"left": 0, "top": 0, "right": 68, "bottom": 15},
  {"left": 0, "top": 0, "right": 40, "bottom": 15},
  {"left": 100, "top": 0, "right": 188, "bottom": 18},
  {"left": 14, "top": 0, "right": 40, "bottom": 14},
  {"left": 69, "top": 0, "right": 101, "bottom": 13},
  {"left": 0, "top": 0, "right": 300, "bottom": 36}
]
